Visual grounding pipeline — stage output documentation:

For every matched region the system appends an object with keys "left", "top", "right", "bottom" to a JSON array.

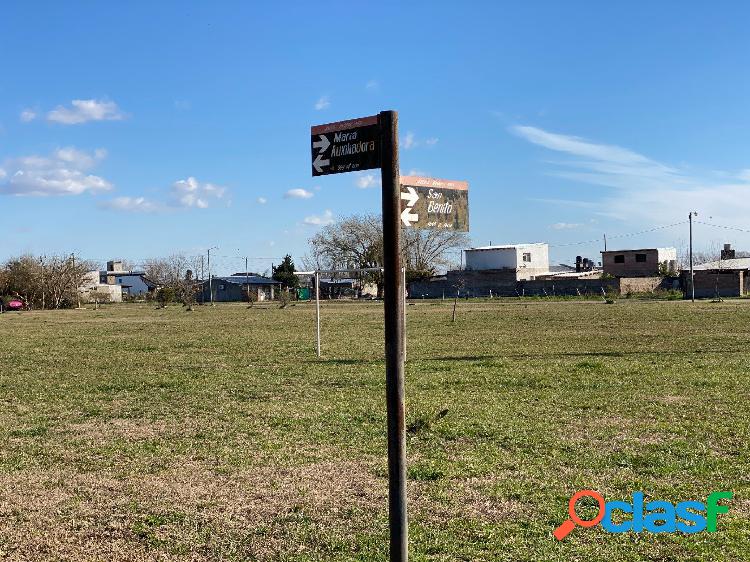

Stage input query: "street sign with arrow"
[
  {"left": 399, "top": 176, "right": 469, "bottom": 231},
  {"left": 311, "top": 115, "right": 380, "bottom": 176}
]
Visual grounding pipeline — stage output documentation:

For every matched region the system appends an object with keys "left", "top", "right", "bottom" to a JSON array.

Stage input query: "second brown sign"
[{"left": 399, "top": 176, "right": 469, "bottom": 231}]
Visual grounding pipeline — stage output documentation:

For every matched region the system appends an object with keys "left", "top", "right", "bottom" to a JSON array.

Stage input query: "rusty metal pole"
[
  {"left": 379, "top": 110, "right": 407, "bottom": 561},
  {"left": 315, "top": 271, "right": 321, "bottom": 357}
]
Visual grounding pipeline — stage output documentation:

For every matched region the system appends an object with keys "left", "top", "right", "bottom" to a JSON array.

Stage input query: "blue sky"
[{"left": 2, "top": 2, "right": 750, "bottom": 274}]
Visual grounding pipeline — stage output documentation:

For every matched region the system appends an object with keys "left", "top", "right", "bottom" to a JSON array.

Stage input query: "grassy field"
[{"left": 0, "top": 299, "right": 748, "bottom": 561}]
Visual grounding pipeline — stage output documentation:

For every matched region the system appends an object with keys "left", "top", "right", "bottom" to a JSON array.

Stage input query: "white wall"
[
  {"left": 465, "top": 247, "right": 517, "bottom": 270},
  {"left": 465, "top": 244, "right": 549, "bottom": 279},
  {"left": 515, "top": 244, "right": 549, "bottom": 278}
]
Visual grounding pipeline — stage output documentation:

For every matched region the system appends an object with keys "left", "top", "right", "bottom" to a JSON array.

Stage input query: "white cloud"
[
  {"left": 284, "top": 188, "right": 313, "bottom": 199},
  {"left": 170, "top": 177, "right": 226, "bottom": 208},
  {"left": 366, "top": 80, "right": 379, "bottom": 90},
  {"left": 402, "top": 131, "right": 416, "bottom": 150},
  {"left": 0, "top": 147, "right": 112, "bottom": 196},
  {"left": 314, "top": 95, "right": 330, "bottom": 110},
  {"left": 303, "top": 210, "right": 334, "bottom": 226},
  {"left": 174, "top": 99, "right": 191, "bottom": 111},
  {"left": 356, "top": 173, "right": 378, "bottom": 189},
  {"left": 99, "top": 196, "right": 160, "bottom": 213},
  {"left": 257, "top": 196, "right": 267, "bottom": 204},
  {"left": 20, "top": 109, "right": 36, "bottom": 122},
  {"left": 405, "top": 168, "right": 428, "bottom": 177},
  {"left": 425, "top": 137, "right": 439, "bottom": 146},
  {"left": 737, "top": 169, "right": 750, "bottom": 182},
  {"left": 510, "top": 124, "right": 750, "bottom": 227},
  {"left": 47, "top": 99, "right": 125, "bottom": 124},
  {"left": 550, "top": 222, "right": 583, "bottom": 230},
  {"left": 0, "top": 168, "right": 6, "bottom": 180}
]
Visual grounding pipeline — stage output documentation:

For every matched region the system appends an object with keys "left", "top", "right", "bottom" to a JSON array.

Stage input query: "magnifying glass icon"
[{"left": 554, "top": 490, "right": 605, "bottom": 540}]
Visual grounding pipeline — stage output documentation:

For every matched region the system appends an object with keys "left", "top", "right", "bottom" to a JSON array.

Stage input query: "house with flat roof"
[
  {"left": 464, "top": 243, "right": 549, "bottom": 280},
  {"left": 200, "top": 274, "right": 280, "bottom": 302},
  {"left": 601, "top": 248, "right": 678, "bottom": 278}
]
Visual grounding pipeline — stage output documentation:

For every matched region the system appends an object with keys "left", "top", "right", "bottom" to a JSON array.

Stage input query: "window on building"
[
  {"left": 522, "top": 252, "right": 532, "bottom": 262},
  {"left": 614, "top": 255, "right": 625, "bottom": 263},
  {"left": 635, "top": 253, "right": 647, "bottom": 262},
  {"left": 219, "top": 284, "right": 226, "bottom": 291}
]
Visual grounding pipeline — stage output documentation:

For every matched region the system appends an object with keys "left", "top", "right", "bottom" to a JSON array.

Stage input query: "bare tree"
[
  {"left": 307, "top": 214, "right": 468, "bottom": 297},
  {"left": 144, "top": 254, "right": 201, "bottom": 308},
  {"left": 2, "top": 254, "right": 92, "bottom": 309},
  {"left": 402, "top": 228, "right": 470, "bottom": 280}
]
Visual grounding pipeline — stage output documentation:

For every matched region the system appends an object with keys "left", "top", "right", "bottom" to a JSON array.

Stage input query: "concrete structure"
[
  {"left": 99, "top": 260, "right": 157, "bottom": 296},
  {"left": 464, "top": 243, "right": 549, "bottom": 280},
  {"left": 688, "top": 253, "right": 750, "bottom": 298},
  {"left": 201, "top": 275, "right": 280, "bottom": 302},
  {"left": 79, "top": 271, "right": 123, "bottom": 303},
  {"left": 601, "top": 248, "right": 678, "bottom": 278}
]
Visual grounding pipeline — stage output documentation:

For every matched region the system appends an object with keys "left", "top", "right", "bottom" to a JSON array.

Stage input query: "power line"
[
  {"left": 695, "top": 220, "right": 750, "bottom": 234},
  {"left": 549, "top": 221, "right": 688, "bottom": 248}
]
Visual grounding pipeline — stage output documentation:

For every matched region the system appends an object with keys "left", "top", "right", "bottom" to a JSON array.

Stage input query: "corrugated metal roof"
[
  {"left": 210, "top": 275, "right": 278, "bottom": 285},
  {"left": 693, "top": 257, "right": 750, "bottom": 271}
]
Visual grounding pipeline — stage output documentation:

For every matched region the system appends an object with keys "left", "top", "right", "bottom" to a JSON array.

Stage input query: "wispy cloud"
[
  {"left": 256, "top": 196, "right": 267, "bottom": 204},
  {"left": 47, "top": 99, "right": 125, "bottom": 124},
  {"left": 314, "top": 95, "right": 330, "bottom": 110},
  {"left": 510, "top": 124, "right": 750, "bottom": 226},
  {"left": 170, "top": 177, "right": 226, "bottom": 209},
  {"left": 366, "top": 79, "right": 379, "bottom": 90},
  {"left": 356, "top": 172, "right": 378, "bottom": 189},
  {"left": 401, "top": 132, "right": 438, "bottom": 150},
  {"left": 402, "top": 132, "right": 416, "bottom": 150},
  {"left": 284, "top": 188, "right": 313, "bottom": 199},
  {"left": 303, "top": 210, "right": 334, "bottom": 226},
  {"left": 0, "top": 147, "right": 112, "bottom": 196},
  {"left": 19, "top": 109, "right": 36, "bottom": 122},
  {"left": 99, "top": 196, "right": 160, "bottom": 213},
  {"left": 550, "top": 222, "right": 583, "bottom": 230}
]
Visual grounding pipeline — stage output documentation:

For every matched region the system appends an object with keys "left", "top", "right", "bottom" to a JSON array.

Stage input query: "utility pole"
[
  {"left": 71, "top": 252, "right": 81, "bottom": 309},
  {"left": 207, "top": 247, "right": 218, "bottom": 305},
  {"left": 689, "top": 212, "right": 698, "bottom": 302},
  {"left": 379, "top": 109, "right": 407, "bottom": 562}
]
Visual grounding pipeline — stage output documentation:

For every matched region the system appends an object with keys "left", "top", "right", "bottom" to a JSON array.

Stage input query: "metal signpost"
[
  {"left": 310, "top": 111, "right": 407, "bottom": 561},
  {"left": 399, "top": 176, "right": 469, "bottom": 231}
]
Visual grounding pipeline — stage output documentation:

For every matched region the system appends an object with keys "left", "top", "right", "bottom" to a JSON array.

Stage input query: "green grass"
[{"left": 0, "top": 299, "right": 748, "bottom": 561}]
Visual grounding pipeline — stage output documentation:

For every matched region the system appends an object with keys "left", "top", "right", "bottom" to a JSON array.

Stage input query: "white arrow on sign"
[
  {"left": 400, "top": 185, "right": 419, "bottom": 207},
  {"left": 401, "top": 206, "right": 419, "bottom": 227},
  {"left": 313, "top": 153, "right": 330, "bottom": 173},
  {"left": 312, "top": 134, "right": 330, "bottom": 153}
]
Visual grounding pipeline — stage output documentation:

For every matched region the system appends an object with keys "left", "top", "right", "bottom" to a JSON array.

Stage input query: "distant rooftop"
[
  {"left": 469, "top": 243, "right": 547, "bottom": 251},
  {"left": 210, "top": 275, "right": 278, "bottom": 285},
  {"left": 693, "top": 257, "right": 750, "bottom": 271},
  {"left": 601, "top": 247, "right": 676, "bottom": 254}
]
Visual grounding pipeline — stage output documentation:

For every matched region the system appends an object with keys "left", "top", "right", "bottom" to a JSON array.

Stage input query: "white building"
[
  {"left": 79, "top": 271, "right": 123, "bottom": 303},
  {"left": 464, "top": 243, "right": 550, "bottom": 280},
  {"left": 99, "top": 260, "right": 157, "bottom": 296}
]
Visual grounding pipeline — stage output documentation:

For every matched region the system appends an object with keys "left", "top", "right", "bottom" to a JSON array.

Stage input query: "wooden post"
[{"left": 379, "top": 110, "right": 407, "bottom": 562}]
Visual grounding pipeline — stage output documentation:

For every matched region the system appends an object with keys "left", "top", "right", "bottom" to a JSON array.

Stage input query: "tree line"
[{"left": 0, "top": 254, "right": 93, "bottom": 309}]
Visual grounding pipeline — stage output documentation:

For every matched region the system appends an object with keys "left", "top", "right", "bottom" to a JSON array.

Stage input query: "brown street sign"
[
  {"left": 311, "top": 115, "right": 380, "bottom": 176},
  {"left": 399, "top": 176, "right": 469, "bottom": 231}
]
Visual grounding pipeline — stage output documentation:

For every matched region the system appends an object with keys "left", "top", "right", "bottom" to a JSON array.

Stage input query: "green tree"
[{"left": 273, "top": 255, "right": 299, "bottom": 289}]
